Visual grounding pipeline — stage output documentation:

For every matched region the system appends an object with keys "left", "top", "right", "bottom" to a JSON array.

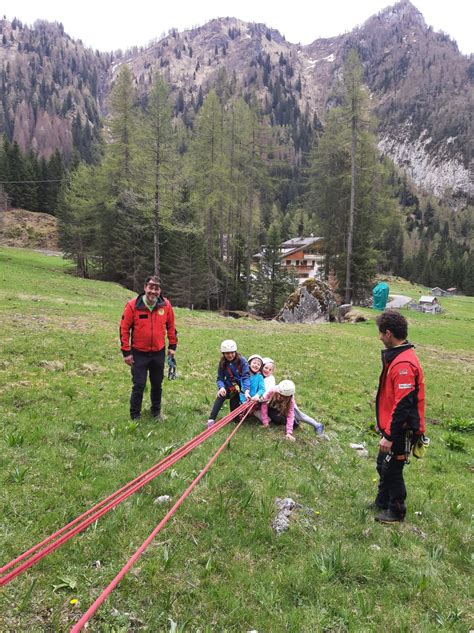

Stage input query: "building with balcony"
[{"left": 254, "top": 236, "right": 325, "bottom": 284}]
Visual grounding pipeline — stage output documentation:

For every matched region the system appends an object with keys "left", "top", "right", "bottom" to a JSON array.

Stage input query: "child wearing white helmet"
[
  {"left": 247, "top": 354, "right": 266, "bottom": 401},
  {"left": 261, "top": 358, "right": 324, "bottom": 435},
  {"left": 207, "top": 340, "right": 250, "bottom": 427},
  {"left": 261, "top": 357, "right": 276, "bottom": 391},
  {"left": 260, "top": 379, "right": 297, "bottom": 441}
]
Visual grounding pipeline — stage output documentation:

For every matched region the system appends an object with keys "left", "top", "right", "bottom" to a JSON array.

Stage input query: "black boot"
[{"left": 375, "top": 509, "right": 404, "bottom": 523}]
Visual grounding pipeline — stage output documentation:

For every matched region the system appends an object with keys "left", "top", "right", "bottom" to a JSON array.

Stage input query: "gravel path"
[{"left": 386, "top": 294, "right": 412, "bottom": 308}]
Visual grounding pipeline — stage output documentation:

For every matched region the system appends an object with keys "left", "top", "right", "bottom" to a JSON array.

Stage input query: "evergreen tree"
[
  {"left": 100, "top": 65, "right": 142, "bottom": 282},
  {"left": 160, "top": 226, "right": 208, "bottom": 308},
  {"left": 251, "top": 221, "right": 296, "bottom": 317},
  {"left": 6, "top": 141, "right": 26, "bottom": 208},
  {"left": 187, "top": 90, "right": 228, "bottom": 309},
  {"left": 57, "top": 164, "right": 99, "bottom": 278},
  {"left": 139, "top": 74, "right": 176, "bottom": 276},
  {"left": 306, "top": 50, "right": 391, "bottom": 302}
]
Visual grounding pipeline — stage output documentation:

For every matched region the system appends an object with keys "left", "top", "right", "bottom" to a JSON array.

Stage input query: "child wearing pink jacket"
[{"left": 260, "top": 380, "right": 296, "bottom": 442}]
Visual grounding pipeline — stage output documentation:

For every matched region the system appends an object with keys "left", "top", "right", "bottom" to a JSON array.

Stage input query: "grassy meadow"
[{"left": 0, "top": 247, "right": 473, "bottom": 632}]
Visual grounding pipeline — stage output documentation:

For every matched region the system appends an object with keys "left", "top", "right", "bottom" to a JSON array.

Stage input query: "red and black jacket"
[
  {"left": 376, "top": 342, "right": 425, "bottom": 452},
  {"left": 120, "top": 293, "right": 177, "bottom": 356}
]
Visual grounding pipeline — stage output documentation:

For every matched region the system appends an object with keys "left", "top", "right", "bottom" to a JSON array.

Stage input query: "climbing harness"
[
  {"left": 167, "top": 353, "right": 177, "bottom": 379},
  {"left": 226, "top": 363, "right": 241, "bottom": 394}
]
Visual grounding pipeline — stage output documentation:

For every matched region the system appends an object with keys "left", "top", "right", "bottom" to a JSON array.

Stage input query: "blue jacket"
[
  {"left": 217, "top": 356, "right": 250, "bottom": 403},
  {"left": 249, "top": 373, "right": 265, "bottom": 398}
]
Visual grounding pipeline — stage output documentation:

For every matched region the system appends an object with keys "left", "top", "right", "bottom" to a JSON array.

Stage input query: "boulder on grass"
[{"left": 277, "top": 279, "right": 337, "bottom": 324}]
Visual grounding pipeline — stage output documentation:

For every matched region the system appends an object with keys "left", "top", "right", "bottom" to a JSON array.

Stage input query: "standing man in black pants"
[
  {"left": 373, "top": 310, "right": 425, "bottom": 523},
  {"left": 120, "top": 275, "right": 177, "bottom": 420}
]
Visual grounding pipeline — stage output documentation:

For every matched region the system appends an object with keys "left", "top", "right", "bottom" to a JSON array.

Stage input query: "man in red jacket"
[
  {"left": 120, "top": 276, "right": 177, "bottom": 420},
  {"left": 373, "top": 310, "right": 425, "bottom": 523}
]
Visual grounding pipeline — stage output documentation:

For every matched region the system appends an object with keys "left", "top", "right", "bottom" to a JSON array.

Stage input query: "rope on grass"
[
  {"left": 0, "top": 401, "right": 255, "bottom": 588},
  {"left": 70, "top": 403, "right": 253, "bottom": 632}
]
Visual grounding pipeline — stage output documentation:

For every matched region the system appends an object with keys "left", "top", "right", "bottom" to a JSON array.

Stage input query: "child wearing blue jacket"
[
  {"left": 247, "top": 354, "right": 266, "bottom": 400},
  {"left": 208, "top": 340, "right": 250, "bottom": 427}
]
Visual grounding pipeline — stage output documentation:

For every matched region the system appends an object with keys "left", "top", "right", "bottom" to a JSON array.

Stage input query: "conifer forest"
[{"left": 1, "top": 15, "right": 473, "bottom": 311}]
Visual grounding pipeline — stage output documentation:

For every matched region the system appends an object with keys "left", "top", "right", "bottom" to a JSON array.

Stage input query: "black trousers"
[
  {"left": 209, "top": 389, "right": 240, "bottom": 420},
  {"left": 130, "top": 348, "right": 165, "bottom": 418},
  {"left": 375, "top": 450, "right": 407, "bottom": 517},
  {"left": 267, "top": 407, "right": 286, "bottom": 425},
  {"left": 266, "top": 407, "right": 298, "bottom": 427}
]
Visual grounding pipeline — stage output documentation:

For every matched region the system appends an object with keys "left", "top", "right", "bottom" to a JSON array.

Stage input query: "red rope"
[
  {"left": 70, "top": 404, "right": 253, "bottom": 632},
  {"left": 0, "top": 401, "right": 254, "bottom": 587}
]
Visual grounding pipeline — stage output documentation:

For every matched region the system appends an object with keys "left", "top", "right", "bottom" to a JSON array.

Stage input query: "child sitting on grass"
[
  {"left": 247, "top": 354, "right": 266, "bottom": 401},
  {"left": 207, "top": 339, "right": 250, "bottom": 428},
  {"left": 261, "top": 357, "right": 324, "bottom": 435},
  {"left": 260, "top": 380, "right": 297, "bottom": 442}
]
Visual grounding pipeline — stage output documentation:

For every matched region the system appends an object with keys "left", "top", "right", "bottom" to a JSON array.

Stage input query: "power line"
[{"left": 0, "top": 179, "right": 62, "bottom": 184}]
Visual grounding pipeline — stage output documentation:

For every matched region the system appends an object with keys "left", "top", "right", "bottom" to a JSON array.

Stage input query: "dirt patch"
[
  {"left": 0, "top": 208, "right": 59, "bottom": 249},
  {"left": 420, "top": 345, "right": 474, "bottom": 366}
]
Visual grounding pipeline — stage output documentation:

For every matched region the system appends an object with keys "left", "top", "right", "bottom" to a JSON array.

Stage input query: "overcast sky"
[{"left": 3, "top": 0, "right": 473, "bottom": 55}]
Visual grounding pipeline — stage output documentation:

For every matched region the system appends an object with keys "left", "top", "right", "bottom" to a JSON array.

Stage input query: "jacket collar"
[
  {"left": 135, "top": 292, "right": 166, "bottom": 310},
  {"left": 381, "top": 341, "right": 414, "bottom": 365}
]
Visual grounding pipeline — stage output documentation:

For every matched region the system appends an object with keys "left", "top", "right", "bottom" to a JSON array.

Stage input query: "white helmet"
[
  {"left": 248, "top": 354, "right": 263, "bottom": 364},
  {"left": 221, "top": 339, "right": 237, "bottom": 353},
  {"left": 277, "top": 379, "right": 295, "bottom": 397},
  {"left": 262, "top": 357, "right": 274, "bottom": 366}
]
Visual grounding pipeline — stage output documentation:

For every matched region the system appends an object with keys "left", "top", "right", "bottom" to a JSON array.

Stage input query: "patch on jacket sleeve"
[
  {"left": 398, "top": 369, "right": 408, "bottom": 375},
  {"left": 398, "top": 383, "right": 413, "bottom": 389}
]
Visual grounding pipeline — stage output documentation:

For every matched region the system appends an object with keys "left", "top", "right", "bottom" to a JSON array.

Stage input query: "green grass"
[{"left": 1, "top": 247, "right": 473, "bottom": 632}]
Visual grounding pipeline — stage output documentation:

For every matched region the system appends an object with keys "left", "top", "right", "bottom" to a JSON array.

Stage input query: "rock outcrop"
[{"left": 277, "top": 279, "right": 337, "bottom": 323}]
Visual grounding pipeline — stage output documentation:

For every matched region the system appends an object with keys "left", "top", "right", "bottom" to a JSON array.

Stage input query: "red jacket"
[
  {"left": 120, "top": 293, "right": 177, "bottom": 355},
  {"left": 376, "top": 343, "right": 425, "bottom": 449}
]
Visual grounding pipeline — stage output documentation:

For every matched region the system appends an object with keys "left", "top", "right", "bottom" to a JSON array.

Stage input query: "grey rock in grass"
[
  {"left": 154, "top": 495, "right": 171, "bottom": 505},
  {"left": 272, "top": 497, "right": 296, "bottom": 535},
  {"left": 349, "top": 443, "right": 369, "bottom": 458},
  {"left": 277, "top": 279, "right": 337, "bottom": 323},
  {"left": 338, "top": 304, "right": 352, "bottom": 319},
  {"left": 343, "top": 310, "right": 368, "bottom": 323}
]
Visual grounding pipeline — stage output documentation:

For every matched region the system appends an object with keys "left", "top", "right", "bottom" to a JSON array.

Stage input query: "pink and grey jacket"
[{"left": 260, "top": 388, "right": 296, "bottom": 435}]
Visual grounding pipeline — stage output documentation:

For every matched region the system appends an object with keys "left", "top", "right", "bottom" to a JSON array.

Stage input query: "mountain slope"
[{"left": 1, "top": 2, "right": 472, "bottom": 203}]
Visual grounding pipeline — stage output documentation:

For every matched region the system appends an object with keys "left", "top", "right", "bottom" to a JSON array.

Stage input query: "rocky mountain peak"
[
  {"left": 376, "top": 0, "right": 427, "bottom": 28},
  {"left": 1, "top": 7, "right": 471, "bottom": 204}
]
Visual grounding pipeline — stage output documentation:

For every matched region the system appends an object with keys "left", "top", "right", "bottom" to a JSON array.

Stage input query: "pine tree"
[
  {"left": 139, "top": 74, "right": 176, "bottom": 276},
  {"left": 100, "top": 65, "right": 143, "bottom": 282},
  {"left": 251, "top": 221, "right": 296, "bottom": 317},
  {"left": 187, "top": 90, "right": 228, "bottom": 309},
  {"left": 57, "top": 164, "right": 99, "bottom": 278},
  {"left": 306, "top": 50, "right": 392, "bottom": 302}
]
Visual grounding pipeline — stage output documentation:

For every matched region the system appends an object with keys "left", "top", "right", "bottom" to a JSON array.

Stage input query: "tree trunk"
[
  {"left": 345, "top": 101, "right": 356, "bottom": 304},
  {"left": 154, "top": 133, "right": 161, "bottom": 277}
]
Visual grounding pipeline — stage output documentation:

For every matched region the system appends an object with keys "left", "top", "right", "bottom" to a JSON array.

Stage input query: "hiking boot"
[
  {"left": 367, "top": 502, "right": 387, "bottom": 511},
  {"left": 152, "top": 412, "right": 162, "bottom": 421},
  {"left": 375, "top": 509, "right": 404, "bottom": 523},
  {"left": 130, "top": 413, "right": 141, "bottom": 421}
]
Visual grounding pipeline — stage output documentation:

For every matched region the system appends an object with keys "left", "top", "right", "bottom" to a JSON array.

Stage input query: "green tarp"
[{"left": 372, "top": 282, "right": 389, "bottom": 310}]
